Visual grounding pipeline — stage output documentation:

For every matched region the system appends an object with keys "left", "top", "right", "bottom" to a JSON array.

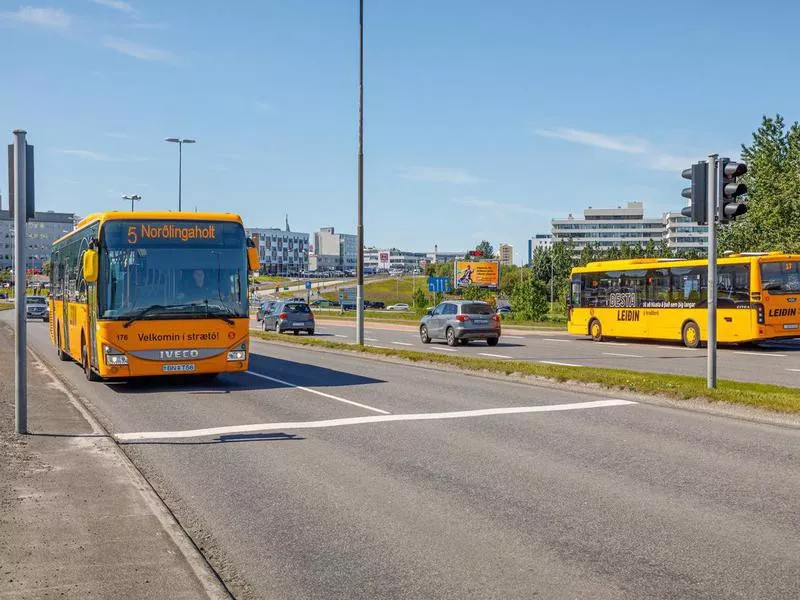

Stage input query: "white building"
[
  {"left": 246, "top": 225, "right": 309, "bottom": 275},
  {"left": 497, "top": 243, "right": 513, "bottom": 266},
  {"left": 311, "top": 227, "right": 357, "bottom": 272},
  {"left": 663, "top": 212, "right": 708, "bottom": 253},
  {"left": 0, "top": 210, "right": 75, "bottom": 272},
  {"left": 551, "top": 202, "right": 666, "bottom": 255},
  {"left": 364, "top": 245, "right": 467, "bottom": 274},
  {"left": 527, "top": 234, "right": 553, "bottom": 264}
]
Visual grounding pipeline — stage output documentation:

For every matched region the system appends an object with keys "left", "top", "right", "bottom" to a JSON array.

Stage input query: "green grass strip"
[{"left": 252, "top": 331, "right": 800, "bottom": 414}]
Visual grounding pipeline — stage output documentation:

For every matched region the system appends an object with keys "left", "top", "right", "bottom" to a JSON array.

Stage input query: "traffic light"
[
  {"left": 469, "top": 250, "right": 483, "bottom": 257},
  {"left": 681, "top": 161, "right": 708, "bottom": 225},
  {"left": 718, "top": 158, "right": 748, "bottom": 222}
]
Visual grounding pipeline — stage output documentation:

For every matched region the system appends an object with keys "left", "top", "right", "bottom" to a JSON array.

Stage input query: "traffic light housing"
[
  {"left": 718, "top": 158, "right": 748, "bottom": 222},
  {"left": 681, "top": 161, "right": 708, "bottom": 225}
]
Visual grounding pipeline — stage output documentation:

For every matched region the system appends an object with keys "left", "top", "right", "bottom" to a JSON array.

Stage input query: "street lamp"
[
  {"left": 164, "top": 137, "right": 196, "bottom": 211},
  {"left": 122, "top": 194, "right": 141, "bottom": 212}
]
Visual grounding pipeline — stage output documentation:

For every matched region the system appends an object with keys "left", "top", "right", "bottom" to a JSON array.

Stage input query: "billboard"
[{"left": 454, "top": 260, "right": 499, "bottom": 289}]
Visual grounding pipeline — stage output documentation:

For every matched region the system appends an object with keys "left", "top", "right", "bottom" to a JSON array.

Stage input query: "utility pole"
[
  {"left": 12, "top": 130, "right": 27, "bottom": 434},
  {"left": 706, "top": 154, "right": 718, "bottom": 388},
  {"left": 355, "top": 0, "right": 365, "bottom": 345}
]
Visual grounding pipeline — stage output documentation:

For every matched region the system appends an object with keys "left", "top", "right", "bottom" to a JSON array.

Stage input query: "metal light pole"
[
  {"left": 165, "top": 137, "right": 195, "bottom": 211},
  {"left": 355, "top": 0, "right": 365, "bottom": 345},
  {"left": 122, "top": 194, "right": 141, "bottom": 212},
  {"left": 707, "top": 153, "right": 718, "bottom": 389},
  {"left": 12, "top": 129, "right": 27, "bottom": 434}
]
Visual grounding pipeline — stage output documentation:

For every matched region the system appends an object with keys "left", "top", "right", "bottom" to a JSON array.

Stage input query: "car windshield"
[
  {"left": 98, "top": 220, "right": 248, "bottom": 319},
  {"left": 462, "top": 303, "right": 493, "bottom": 315},
  {"left": 761, "top": 261, "right": 800, "bottom": 294},
  {"left": 28, "top": 297, "right": 47, "bottom": 305},
  {"left": 284, "top": 303, "right": 310, "bottom": 313}
]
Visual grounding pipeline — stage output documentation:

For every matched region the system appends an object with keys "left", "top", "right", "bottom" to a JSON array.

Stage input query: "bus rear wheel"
[
  {"left": 589, "top": 319, "right": 603, "bottom": 342},
  {"left": 682, "top": 321, "right": 701, "bottom": 349}
]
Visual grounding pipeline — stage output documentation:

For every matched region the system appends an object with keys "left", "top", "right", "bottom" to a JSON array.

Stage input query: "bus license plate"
[
  {"left": 783, "top": 324, "right": 799, "bottom": 330},
  {"left": 162, "top": 363, "right": 196, "bottom": 373}
]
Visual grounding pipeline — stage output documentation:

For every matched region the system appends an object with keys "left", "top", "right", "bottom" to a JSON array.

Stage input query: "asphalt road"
[
  {"left": 281, "top": 318, "right": 800, "bottom": 387},
  {"left": 18, "top": 318, "right": 800, "bottom": 600}
]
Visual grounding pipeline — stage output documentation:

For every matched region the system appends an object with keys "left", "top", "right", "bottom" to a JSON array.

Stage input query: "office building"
[
  {"left": 0, "top": 210, "right": 75, "bottom": 272},
  {"left": 551, "top": 202, "right": 665, "bottom": 255},
  {"left": 311, "top": 227, "right": 357, "bottom": 272},
  {"left": 663, "top": 212, "right": 708, "bottom": 253},
  {"left": 497, "top": 243, "right": 513, "bottom": 266},
  {"left": 527, "top": 234, "right": 553, "bottom": 264},
  {"left": 246, "top": 224, "right": 309, "bottom": 276}
]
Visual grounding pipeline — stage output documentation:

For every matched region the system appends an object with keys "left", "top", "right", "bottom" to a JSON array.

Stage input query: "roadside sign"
[
  {"left": 428, "top": 276, "right": 451, "bottom": 293},
  {"left": 305, "top": 281, "right": 312, "bottom": 290}
]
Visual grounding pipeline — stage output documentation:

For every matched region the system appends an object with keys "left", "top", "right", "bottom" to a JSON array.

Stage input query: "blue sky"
[{"left": 1, "top": 0, "right": 798, "bottom": 261}]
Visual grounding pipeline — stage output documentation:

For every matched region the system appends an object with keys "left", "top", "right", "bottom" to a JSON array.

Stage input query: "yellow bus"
[
  {"left": 567, "top": 253, "right": 800, "bottom": 347},
  {"left": 49, "top": 211, "right": 259, "bottom": 380}
]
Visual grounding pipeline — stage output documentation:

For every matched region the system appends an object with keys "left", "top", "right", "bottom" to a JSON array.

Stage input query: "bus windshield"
[
  {"left": 98, "top": 220, "right": 248, "bottom": 320},
  {"left": 761, "top": 261, "right": 800, "bottom": 294}
]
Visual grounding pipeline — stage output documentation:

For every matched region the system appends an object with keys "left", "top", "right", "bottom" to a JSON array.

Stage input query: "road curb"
[{"left": 27, "top": 344, "right": 235, "bottom": 600}]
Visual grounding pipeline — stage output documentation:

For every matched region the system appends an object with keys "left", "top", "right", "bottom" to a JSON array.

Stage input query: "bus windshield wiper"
[{"left": 122, "top": 304, "right": 183, "bottom": 328}]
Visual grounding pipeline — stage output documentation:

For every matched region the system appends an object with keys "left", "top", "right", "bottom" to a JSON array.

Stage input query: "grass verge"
[
  {"left": 0, "top": 302, "right": 13, "bottom": 311},
  {"left": 252, "top": 330, "right": 800, "bottom": 414}
]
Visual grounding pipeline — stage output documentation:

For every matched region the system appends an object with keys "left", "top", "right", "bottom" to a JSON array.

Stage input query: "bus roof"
[
  {"left": 56, "top": 211, "right": 245, "bottom": 245},
  {"left": 572, "top": 252, "right": 800, "bottom": 273}
]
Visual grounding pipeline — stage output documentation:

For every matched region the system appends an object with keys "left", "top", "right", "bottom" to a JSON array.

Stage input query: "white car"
[{"left": 386, "top": 303, "right": 410, "bottom": 311}]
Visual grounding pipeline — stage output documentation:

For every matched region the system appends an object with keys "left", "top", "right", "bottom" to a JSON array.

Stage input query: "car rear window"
[
  {"left": 285, "top": 303, "right": 310, "bottom": 313},
  {"left": 461, "top": 303, "right": 493, "bottom": 315}
]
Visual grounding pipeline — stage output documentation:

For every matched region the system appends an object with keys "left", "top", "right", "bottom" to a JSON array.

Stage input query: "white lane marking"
[
  {"left": 733, "top": 350, "right": 788, "bottom": 358},
  {"left": 365, "top": 338, "right": 379, "bottom": 342},
  {"left": 539, "top": 360, "right": 581, "bottom": 367},
  {"left": 392, "top": 341, "right": 413, "bottom": 346},
  {"left": 656, "top": 345, "right": 696, "bottom": 351},
  {"left": 786, "top": 368, "right": 800, "bottom": 372},
  {"left": 543, "top": 338, "right": 571, "bottom": 343},
  {"left": 602, "top": 352, "right": 644, "bottom": 358},
  {"left": 369, "top": 344, "right": 390, "bottom": 349},
  {"left": 602, "top": 341, "right": 629, "bottom": 346},
  {"left": 502, "top": 335, "right": 525, "bottom": 340},
  {"left": 430, "top": 347, "right": 458, "bottom": 352},
  {"left": 244, "top": 371, "right": 390, "bottom": 415},
  {"left": 479, "top": 352, "right": 513, "bottom": 359},
  {"left": 335, "top": 334, "right": 349, "bottom": 338},
  {"left": 115, "top": 399, "right": 637, "bottom": 441}
]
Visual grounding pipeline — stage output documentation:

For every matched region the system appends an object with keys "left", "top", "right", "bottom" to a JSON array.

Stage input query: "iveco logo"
[
  {"left": 159, "top": 349, "right": 200, "bottom": 360},
  {"left": 788, "top": 298, "right": 797, "bottom": 303}
]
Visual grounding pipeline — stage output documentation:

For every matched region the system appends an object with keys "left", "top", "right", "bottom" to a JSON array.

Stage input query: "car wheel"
[
  {"left": 293, "top": 330, "right": 299, "bottom": 335},
  {"left": 446, "top": 327, "right": 457, "bottom": 347},
  {"left": 589, "top": 319, "right": 603, "bottom": 342},
  {"left": 420, "top": 325, "right": 431, "bottom": 344},
  {"left": 486, "top": 337, "right": 499, "bottom": 347},
  {"left": 682, "top": 321, "right": 701, "bottom": 349},
  {"left": 307, "top": 329, "right": 314, "bottom": 336}
]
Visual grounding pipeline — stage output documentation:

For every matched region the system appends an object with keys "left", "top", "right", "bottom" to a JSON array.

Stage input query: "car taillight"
[
  {"left": 754, "top": 303, "right": 765, "bottom": 325},
  {"left": 491, "top": 314, "right": 500, "bottom": 322},
  {"left": 309, "top": 312, "right": 315, "bottom": 320},
  {"left": 279, "top": 312, "right": 288, "bottom": 319},
  {"left": 455, "top": 315, "right": 468, "bottom": 322}
]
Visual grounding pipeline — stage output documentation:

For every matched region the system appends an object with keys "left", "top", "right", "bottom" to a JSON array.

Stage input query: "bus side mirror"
[
  {"left": 247, "top": 247, "right": 260, "bottom": 273},
  {"left": 83, "top": 249, "right": 99, "bottom": 283}
]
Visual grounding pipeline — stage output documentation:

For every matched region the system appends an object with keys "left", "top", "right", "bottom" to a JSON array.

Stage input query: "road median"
[{"left": 252, "top": 331, "right": 800, "bottom": 415}]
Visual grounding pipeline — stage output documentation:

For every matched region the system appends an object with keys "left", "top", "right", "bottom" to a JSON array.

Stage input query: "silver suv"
[
  {"left": 26, "top": 295, "right": 49, "bottom": 321},
  {"left": 419, "top": 300, "right": 500, "bottom": 346}
]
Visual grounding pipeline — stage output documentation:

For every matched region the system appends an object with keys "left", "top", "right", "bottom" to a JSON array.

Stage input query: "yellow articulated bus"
[
  {"left": 567, "top": 253, "right": 800, "bottom": 348},
  {"left": 49, "top": 212, "right": 259, "bottom": 381}
]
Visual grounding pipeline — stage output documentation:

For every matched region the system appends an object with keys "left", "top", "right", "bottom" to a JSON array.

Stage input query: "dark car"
[
  {"left": 310, "top": 299, "right": 338, "bottom": 308},
  {"left": 262, "top": 301, "right": 315, "bottom": 335},
  {"left": 419, "top": 300, "right": 500, "bottom": 346},
  {"left": 366, "top": 301, "right": 385, "bottom": 310}
]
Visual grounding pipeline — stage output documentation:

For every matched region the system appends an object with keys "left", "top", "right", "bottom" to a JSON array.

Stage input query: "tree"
[
  {"left": 718, "top": 114, "right": 800, "bottom": 253},
  {"left": 468, "top": 240, "right": 494, "bottom": 259},
  {"left": 460, "top": 284, "right": 488, "bottom": 301},
  {"left": 510, "top": 276, "right": 549, "bottom": 321},
  {"left": 411, "top": 288, "right": 428, "bottom": 310}
]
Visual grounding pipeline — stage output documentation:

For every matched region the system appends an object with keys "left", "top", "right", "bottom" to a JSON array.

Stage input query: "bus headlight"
[
  {"left": 104, "top": 345, "right": 129, "bottom": 366},
  {"left": 227, "top": 349, "right": 246, "bottom": 361}
]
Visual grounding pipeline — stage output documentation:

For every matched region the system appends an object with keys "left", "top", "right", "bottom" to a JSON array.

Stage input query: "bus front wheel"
[
  {"left": 82, "top": 340, "right": 101, "bottom": 382},
  {"left": 589, "top": 319, "right": 603, "bottom": 342},
  {"left": 682, "top": 321, "right": 701, "bottom": 349}
]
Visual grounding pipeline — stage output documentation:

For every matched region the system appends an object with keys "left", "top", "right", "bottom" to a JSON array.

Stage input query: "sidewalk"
[{"left": 0, "top": 322, "right": 230, "bottom": 600}]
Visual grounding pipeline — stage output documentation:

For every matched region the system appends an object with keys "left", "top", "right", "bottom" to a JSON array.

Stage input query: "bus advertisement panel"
[
  {"left": 567, "top": 253, "right": 800, "bottom": 347},
  {"left": 49, "top": 212, "right": 254, "bottom": 381},
  {"left": 454, "top": 260, "right": 499, "bottom": 289}
]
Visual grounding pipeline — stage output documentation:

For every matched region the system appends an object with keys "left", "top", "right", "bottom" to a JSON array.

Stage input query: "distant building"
[
  {"left": 663, "top": 212, "right": 708, "bottom": 253},
  {"left": 0, "top": 210, "right": 75, "bottom": 272},
  {"left": 311, "top": 227, "right": 357, "bottom": 272},
  {"left": 527, "top": 234, "right": 553, "bottom": 264},
  {"left": 246, "top": 222, "right": 309, "bottom": 275},
  {"left": 551, "top": 202, "right": 665, "bottom": 256},
  {"left": 497, "top": 243, "right": 513, "bottom": 266},
  {"left": 364, "top": 245, "right": 467, "bottom": 273}
]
